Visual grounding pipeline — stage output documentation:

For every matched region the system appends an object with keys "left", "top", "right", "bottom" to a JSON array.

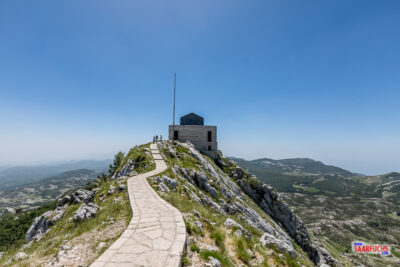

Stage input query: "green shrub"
[
  {"left": 190, "top": 242, "right": 200, "bottom": 252},
  {"left": 0, "top": 200, "right": 57, "bottom": 251},
  {"left": 234, "top": 236, "right": 252, "bottom": 264},
  {"left": 392, "top": 248, "right": 400, "bottom": 258},
  {"left": 211, "top": 228, "right": 225, "bottom": 250}
]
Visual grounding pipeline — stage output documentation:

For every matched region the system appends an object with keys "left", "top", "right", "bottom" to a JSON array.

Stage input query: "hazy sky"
[{"left": 1, "top": 1, "right": 399, "bottom": 175}]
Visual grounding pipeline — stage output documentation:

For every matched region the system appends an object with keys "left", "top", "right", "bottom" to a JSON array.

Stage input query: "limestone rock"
[
  {"left": 117, "top": 184, "right": 127, "bottom": 192},
  {"left": 194, "top": 219, "right": 203, "bottom": 230},
  {"left": 47, "top": 207, "right": 66, "bottom": 225},
  {"left": 189, "top": 191, "right": 202, "bottom": 204},
  {"left": 205, "top": 245, "right": 218, "bottom": 252},
  {"left": 220, "top": 187, "right": 233, "bottom": 200},
  {"left": 192, "top": 171, "right": 219, "bottom": 198},
  {"left": 14, "top": 252, "right": 28, "bottom": 260},
  {"left": 156, "top": 175, "right": 177, "bottom": 190},
  {"left": 108, "top": 185, "right": 115, "bottom": 195},
  {"left": 113, "top": 196, "right": 122, "bottom": 203},
  {"left": 111, "top": 158, "right": 134, "bottom": 180},
  {"left": 57, "top": 195, "right": 71, "bottom": 207},
  {"left": 205, "top": 184, "right": 218, "bottom": 198},
  {"left": 158, "top": 142, "right": 176, "bottom": 158},
  {"left": 230, "top": 163, "right": 336, "bottom": 265},
  {"left": 206, "top": 256, "right": 221, "bottom": 267},
  {"left": 233, "top": 229, "right": 242, "bottom": 237},
  {"left": 199, "top": 192, "right": 225, "bottom": 214},
  {"left": 224, "top": 218, "right": 242, "bottom": 228},
  {"left": 73, "top": 203, "right": 99, "bottom": 222},
  {"left": 260, "top": 232, "right": 297, "bottom": 257},
  {"left": 96, "top": 242, "right": 107, "bottom": 251},
  {"left": 158, "top": 182, "right": 170, "bottom": 192},
  {"left": 26, "top": 215, "right": 48, "bottom": 242},
  {"left": 72, "top": 189, "right": 95, "bottom": 203},
  {"left": 224, "top": 218, "right": 250, "bottom": 239},
  {"left": 111, "top": 157, "right": 145, "bottom": 180},
  {"left": 231, "top": 167, "right": 244, "bottom": 180}
]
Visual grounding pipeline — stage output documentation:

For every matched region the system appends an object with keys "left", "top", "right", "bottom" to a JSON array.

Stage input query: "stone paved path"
[{"left": 91, "top": 143, "right": 186, "bottom": 267}]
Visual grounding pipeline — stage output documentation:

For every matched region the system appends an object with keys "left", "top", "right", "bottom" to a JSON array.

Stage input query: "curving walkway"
[{"left": 91, "top": 143, "right": 186, "bottom": 267}]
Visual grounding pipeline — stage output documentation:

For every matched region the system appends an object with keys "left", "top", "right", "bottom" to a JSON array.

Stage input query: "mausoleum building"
[{"left": 169, "top": 113, "right": 218, "bottom": 159}]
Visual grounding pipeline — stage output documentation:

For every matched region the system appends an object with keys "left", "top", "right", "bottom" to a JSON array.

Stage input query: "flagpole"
[{"left": 173, "top": 73, "right": 176, "bottom": 139}]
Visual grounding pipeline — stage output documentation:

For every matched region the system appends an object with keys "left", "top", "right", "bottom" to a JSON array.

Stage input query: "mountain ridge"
[
  {"left": 229, "top": 156, "right": 355, "bottom": 176},
  {"left": 0, "top": 159, "right": 110, "bottom": 189}
]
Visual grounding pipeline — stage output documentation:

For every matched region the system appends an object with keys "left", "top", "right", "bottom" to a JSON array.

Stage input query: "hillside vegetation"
[
  {"left": 0, "top": 144, "right": 154, "bottom": 266},
  {"left": 1, "top": 142, "right": 398, "bottom": 267},
  {"left": 146, "top": 141, "right": 339, "bottom": 267},
  {"left": 231, "top": 157, "right": 400, "bottom": 200},
  {"left": 233, "top": 157, "right": 400, "bottom": 266}
]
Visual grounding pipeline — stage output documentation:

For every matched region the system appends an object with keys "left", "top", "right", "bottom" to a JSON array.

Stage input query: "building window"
[
  {"left": 174, "top": 130, "right": 179, "bottom": 140},
  {"left": 207, "top": 131, "right": 212, "bottom": 142},
  {"left": 208, "top": 145, "right": 212, "bottom": 151}
]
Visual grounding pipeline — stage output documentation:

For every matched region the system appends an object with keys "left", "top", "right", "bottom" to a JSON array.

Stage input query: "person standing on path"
[
  {"left": 155, "top": 135, "right": 158, "bottom": 142},
  {"left": 160, "top": 134, "right": 163, "bottom": 141}
]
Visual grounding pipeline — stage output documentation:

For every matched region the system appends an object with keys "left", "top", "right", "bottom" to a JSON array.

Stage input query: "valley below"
[
  {"left": 0, "top": 160, "right": 110, "bottom": 215},
  {"left": 281, "top": 193, "right": 400, "bottom": 266},
  {"left": 233, "top": 157, "right": 400, "bottom": 266},
  {"left": 0, "top": 169, "right": 101, "bottom": 214}
]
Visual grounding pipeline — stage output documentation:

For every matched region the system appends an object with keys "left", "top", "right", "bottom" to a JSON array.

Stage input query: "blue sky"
[{"left": 0, "top": 1, "right": 399, "bottom": 175}]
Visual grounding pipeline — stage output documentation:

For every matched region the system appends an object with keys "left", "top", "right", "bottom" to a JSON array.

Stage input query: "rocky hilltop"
[
  {"left": 151, "top": 141, "right": 337, "bottom": 267},
  {"left": 0, "top": 141, "right": 342, "bottom": 266}
]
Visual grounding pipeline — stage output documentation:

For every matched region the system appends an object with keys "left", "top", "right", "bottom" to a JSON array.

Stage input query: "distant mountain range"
[
  {"left": 0, "top": 160, "right": 111, "bottom": 189},
  {"left": 231, "top": 157, "right": 354, "bottom": 176},
  {"left": 230, "top": 157, "right": 400, "bottom": 203}
]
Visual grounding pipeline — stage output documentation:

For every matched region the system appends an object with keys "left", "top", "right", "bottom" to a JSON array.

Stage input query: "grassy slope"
[
  {"left": 153, "top": 142, "right": 313, "bottom": 267},
  {"left": 0, "top": 144, "right": 154, "bottom": 267}
]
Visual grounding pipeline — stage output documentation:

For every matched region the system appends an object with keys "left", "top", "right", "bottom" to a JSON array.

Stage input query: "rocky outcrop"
[
  {"left": 57, "top": 195, "right": 71, "bottom": 207},
  {"left": 162, "top": 141, "right": 298, "bottom": 257},
  {"left": 224, "top": 158, "right": 337, "bottom": 266},
  {"left": 156, "top": 175, "right": 177, "bottom": 190},
  {"left": 117, "top": 184, "right": 127, "bottom": 192},
  {"left": 26, "top": 214, "right": 48, "bottom": 242},
  {"left": 224, "top": 218, "right": 250, "bottom": 239},
  {"left": 25, "top": 207, "right": 66, "bottom": 242},
  {"left": 192, "top": 171, "right": 218, "bottom": 198},
  {"left": 14, "top": 252, "right": 28, "bottom": 260},
  {"left": 73, "top": 203, "right": 99, "bottom": 222},
  {"left": 46, "top": 207, "right": 66, "bottom": 225},
  {"left": 57, "top": 188, "right": 95, "bottom": 207},
  {"left": 108, "top": 185, "right": 115, "bottom": 195},
  {"left": 206, "top": 256, "right": 221, "bottom": 267},
  {"left": 111, "top": 157, "right": 144, "bottom": 180},
  {"left": 72, "top": 189, "right": 95, "bottom": 204},
  {"left": 27, "top": 187, "right": 98, "bottom": 242},
  {"left": 260, "top": 232, "right": 297, "bottom": 256},
  {"left": 159, "top": 141, "right": 338, "bottom": 266},
  {"left": 157, "top": 182, "right": 170, "bottom": 192}
]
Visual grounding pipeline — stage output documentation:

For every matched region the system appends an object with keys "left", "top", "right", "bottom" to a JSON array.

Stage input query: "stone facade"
[{"left": 169, "top": 113, "right": 218, "bottom": 159}]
